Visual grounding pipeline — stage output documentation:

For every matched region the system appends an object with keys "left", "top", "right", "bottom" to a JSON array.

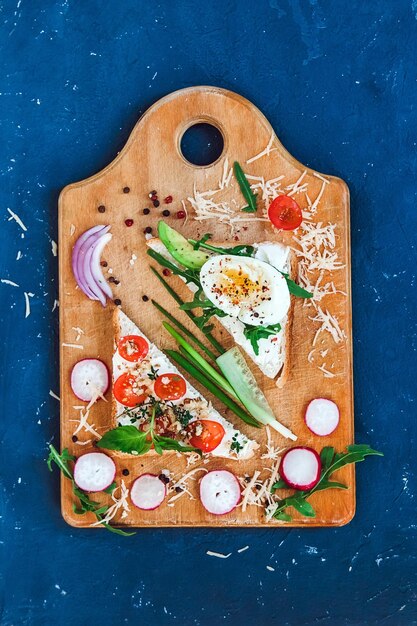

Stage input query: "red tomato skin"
[
  {"left": 118, "top": 335, "right": 149, "bottom": 362},
  {"left": 154, "top": 373, "right": 187, "bottom": 401},
  {"left": 268, "top": 195, "right": 302, "bottom": 230},
  {"left": 113, "top": 372, "right": 147, "bottom": 407},
  {"left": 187, "top": 420, "right": 226, "bottom": 452}
]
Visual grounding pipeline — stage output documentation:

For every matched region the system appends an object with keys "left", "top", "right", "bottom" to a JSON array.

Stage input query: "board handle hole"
[{"left": 179, "top": 122, "right": 224, "bottom": 167}]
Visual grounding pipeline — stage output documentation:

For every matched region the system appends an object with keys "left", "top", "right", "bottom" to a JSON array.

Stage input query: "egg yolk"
[{"left": 215, "top": 268, "right": 265, "bottom": 305}]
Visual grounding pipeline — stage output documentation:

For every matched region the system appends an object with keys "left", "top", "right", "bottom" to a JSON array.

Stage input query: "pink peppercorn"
[
  {"left": 125, "top": 219, "right": 134, "bottom": 227},
  {"left": 177, "top": 210, "right": 186, "bottom": 219},
  {"left": 164, "top": 195, "right": 173, "bottom": 204}
]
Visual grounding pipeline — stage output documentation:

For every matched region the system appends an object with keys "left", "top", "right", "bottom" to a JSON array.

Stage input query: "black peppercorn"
[
  {"left": 109, "top": 276, "right": 116, "bottom": 283},
  {"left": 162, "top": 209, "right": 170, "bottom": 217},
  {"left": 175, "top": 486, "right": 183, "bottom": 493},
  {"left": 123, "top": 186, "right": 130, "bottom": 194},
  {"left": 142, "top": 295, "right": 149, "bottom": 302},
  {"left": 72, "top": 435, "right": 78, "bottom": 442},
  {"left": 153, "top": 200, "right": 160, "bottom": 208},
  {"left": 98, "top": 205, "right": 106, "bottom": 213},
  {"left": 122, "top": 469, "right": 129, "bottom": 476},
  {"left": 143, "top": 207, "right": 150, "bottom": 215},
  {"left": 144, "top": 226, "right": 152, "bottom": 234},
  {"left": 159, "top": 474, "right": 170, "bottom": 484},
  {"left": 114, "top": 299, "right": 122, "bottom": 306}
]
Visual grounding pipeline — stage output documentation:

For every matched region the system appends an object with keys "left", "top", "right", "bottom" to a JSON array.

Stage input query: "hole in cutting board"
[{"left": 180, "top": 123, "right": 224, "bottom": 167}]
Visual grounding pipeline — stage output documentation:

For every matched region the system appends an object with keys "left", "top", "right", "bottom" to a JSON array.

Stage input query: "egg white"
[{"left": 199, "top": 254, "right": 290, "bottom": 326}]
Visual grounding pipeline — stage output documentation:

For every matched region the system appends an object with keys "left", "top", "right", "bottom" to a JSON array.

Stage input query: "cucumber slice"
[
  {"left": 216, "top": 347, "right": 297, "bottom": 441},
  {"left": 158, "top": 221, "right": 209, "bottom": 270}
]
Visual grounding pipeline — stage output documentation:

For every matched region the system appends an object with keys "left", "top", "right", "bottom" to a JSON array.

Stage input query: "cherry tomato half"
[
  {"left": 113, "top": 372, "right": 147, "bottom": 407},
  {"left": 186, "top": 420, "right": 225, "bottom": 452},
  {"left": 154, "top": 373, "right": 187, "bottom": 401},
  {"left": 268, "top": 195, "right": 302, "bottom": 231},
  {"left": 118, "top": 335, "right": 149, "bottom": 362}
]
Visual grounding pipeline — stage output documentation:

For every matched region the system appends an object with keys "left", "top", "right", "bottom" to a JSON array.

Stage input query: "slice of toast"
[
  {"left": 146, "top": 238, "right": 295, "bottom": 387},
  {"left": 112, "top": 308, "right": 258, "bottom": 460}
]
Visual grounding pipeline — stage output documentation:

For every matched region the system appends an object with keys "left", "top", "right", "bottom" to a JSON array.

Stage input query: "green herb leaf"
[
  {"left": 279, "top": 272, "right": 313, "bottom": 299},
  {"left": 234, "top": 161, "right": 258, "bottom": 213},
  {"left": 269, "top": 443, "right": 383, "bottom": 523},
  {"left": 46, "top": 445, "right": 134, "bottom": 537},
  {"left": 285, "top": 495, "right": 316, "bottom": 517},
  {"left": 152, "top": 434, "right": 202, "bottom": 456},
  {"left": 243, "top": 323, "right": 281, "bottom": 356},
  {"left": 274, "top": 511, "right": 292, "bottom": 522},
  {"left": 103, "top": 481, "right": 117, "bottom": 494},
  {"left": 192, "top": 233, "right": 212, "bottom": 250},
  {"left": 97, "top": 426, "right": 152, "bottom": 456},
  {"left": 188, "top": 236, "right": 255, "bottom": 258}
]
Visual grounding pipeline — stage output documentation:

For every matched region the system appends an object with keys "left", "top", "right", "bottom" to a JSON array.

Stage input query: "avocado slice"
[{"left": 157, "top": 221, "right": 209, "bottom": 269}]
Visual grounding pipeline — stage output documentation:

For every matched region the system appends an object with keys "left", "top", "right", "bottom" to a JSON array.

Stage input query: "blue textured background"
[{"left": 1, "top": 1, "right": 416, "bottom": 624}]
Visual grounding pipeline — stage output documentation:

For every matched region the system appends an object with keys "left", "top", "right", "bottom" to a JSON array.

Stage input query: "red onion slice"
[
  {"left": 72, "top": 225, "right": 107, "bottom": 299},
  {"left": 82, "top": 227, "right": 111, "bottom": 306},
  {"left": 90, "top": 232, "right": 113, "bottom": 299}
]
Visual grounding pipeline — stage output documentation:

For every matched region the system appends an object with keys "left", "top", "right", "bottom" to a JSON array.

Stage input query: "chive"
[
  {"left": 149, "top": 266, "right": 225, "bottom": 355},
  {"left": 151, "top": 300, "right": 217, "bottom": 362},
  {"left": 162, "top": 321, "right": 238, "bottom": 399},
  {"left": 165, "top": 349, "right": 261, "bottom": 428}
]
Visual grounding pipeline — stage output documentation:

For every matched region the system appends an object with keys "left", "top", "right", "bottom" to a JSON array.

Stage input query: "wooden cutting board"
[{"left": 58, "top": 86, "right": 353, "bottom": 528}]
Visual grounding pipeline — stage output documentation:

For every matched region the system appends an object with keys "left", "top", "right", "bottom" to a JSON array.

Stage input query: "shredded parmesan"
[
  {"left": 90, "top": 480, "right": 130, "bottom": 527},
  {"left": 1, "top": 279, "right": 19, "bottom": 287},
  {"left": 51, "top": 240, "right": 58, "bottom": 256},
  {"left": 237, "top": 545, "right": 249, "bottom": 553},
  {"left": 317, "top": 363, "right": 337, "bottom": 378},
  {"left": 246, "top": 134, "right": 277, "bottom": 164},
  {"left": 72, "top": 326, "right": 85, "bottom": 342},
  {"left": 7, "top": 208, "right": 27, "bottom": 231},
  {"left": 261, "top": 426, "right": 285, "bottom": 461},
  {"left": 266, "top": 565, "right": 275, "bottom": 572},
  {"left": 24, "top": 291, "right": 34, "bottom": 317},
  {"left": 70, "top": 223, "right": 76, "bottom": 236},
  {"left": 310, "top": 306, "right": 346, "bottom": 346},
  {"left": 70, "top": 391, "right": 104, "bottom": 438},
  {"left": 49, "top": 390, "right": 60, "bottom": 401},
  {"left": 167, "top": 467, "right": 208, "bottom": 504},
  {"left": 16, "top": 251, "right": 22, "bottom": 260},
  {"left": 206, "top": 551, "right": 232, "bottom": 559},
  {"left": 62, "top": 342, "right": 84, "bottom": 350},
  {"left": 52, "top": 299, "right": 59, "bottom": 312}
]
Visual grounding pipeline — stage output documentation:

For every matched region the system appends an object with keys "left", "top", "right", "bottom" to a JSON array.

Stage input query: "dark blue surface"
[{"left": 1, "top": 1, "right": 416, "bottom": 624}]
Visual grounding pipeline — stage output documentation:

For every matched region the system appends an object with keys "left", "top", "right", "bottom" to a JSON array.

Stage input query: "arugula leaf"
[
  {"left": 279, "top": 272, "right": 313, "bottom": 299},
  {"left": 146, "top": 248, "right": 200, "bottom": 286},
  {"left": 234, "top": 161, "right": 258, "bottom": 212},
  {"left": 103, "top": 481, "right": 117, "bottom": 494},
  {"left": 47, "top": 445, "right": 134, "bottom": 536},
  {"left": 269, "top": 443, "right": 383, "bottom": 522},
  {"left": 192, "top": 233, "right": 213, "bottom": 251},
  {"left": 153, "top": 434, "right": 202, "bottom": 456},
  {"left": 243, "top": 322, "right": 281, "bottom": 356}
]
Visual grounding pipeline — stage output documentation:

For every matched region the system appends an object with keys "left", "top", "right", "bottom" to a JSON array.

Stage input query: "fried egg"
[{"left": 199, "top": 254, "right": 290, "bottom": 326}]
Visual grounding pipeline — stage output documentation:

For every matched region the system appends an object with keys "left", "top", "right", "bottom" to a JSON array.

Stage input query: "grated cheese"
[
  {"left": 237, "top": 545, "right": 249, "bottom": 553},
  {"left": 62, "top": 342, "right": 84, "bottom": 349},
  {"left": 1, "top": 279, "right": 19, "bottom": 287},
  {"left": 49, "top": 389, "right": 60, "bottom": 401},
  {"left": 167, "top": 467, "right": 208, "bottom": 504},
  {"left": 246, "top": 133, "right": 278, "bottom": 164},
  {"left": 90, "top": 480, "right": 130, "bottom": 527},
  {"left": 51, "top": 240, "right": 58, "bottom": 256},
  {"left": 7, "top": 208, "right": 27, "bottom": 231},
  {"left": 16, "top": 251, "right": 22, "bottom": 260},
  {"left": 72, "top": 326, "right": 85, "bottom": 342},
  {"left": 24, "top": 291, "right": 34, "bottom": 318},
  {"left": 206, "top": 550, "right": 232, "bottom": 559},
  {"left": 310, "top": 306, "right": 346, "bottom": 346},
  {"left": 317, "top": 363, "right": 337, "bottom": 378},
  {"left": 70, "top": 224, "right": 76, "bottom": 236},
  {"left": 261, "top": 426, "right": 285, "bottom": 461},
  {"left": 266, "top": 566, "right": 275, "bottom": 572},
  {"left": 52, "top": 299, "right": 59, "bottom": 312}
]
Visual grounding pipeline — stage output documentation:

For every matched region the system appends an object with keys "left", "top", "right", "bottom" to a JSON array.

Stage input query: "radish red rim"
[
  {"left": 130, "top": 474, "right": 166, "bottom": 510},
  {"left": 73, "top": 452, "right": 116, "bottom": 492},
  {"left": 279, "top": 447, "right": 321, "bottom": 491}
]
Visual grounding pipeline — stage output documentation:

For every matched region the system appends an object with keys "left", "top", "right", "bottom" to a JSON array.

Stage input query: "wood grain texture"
[{"left": 58, "top": 86, "right": 353, "bottom": 528}]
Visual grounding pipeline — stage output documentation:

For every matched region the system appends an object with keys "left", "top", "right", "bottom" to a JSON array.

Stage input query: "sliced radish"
[
  {"left": 71, "top": 358, "right": 109, "bottom": 402},
  {"left": 200, "top": 470, "right": 241, "bottom": 515},
  {"left": 279, "top": 447, "right": 321, "bottom": 490},
  {"left": 73, "top": 452, "right": 116, "bottom": 492},
  {"left": 305, "top": 398, "right": 340, "bottom": 437},
  {"left": 130, "top": 474, "right": 166, "bottom": 510}
]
